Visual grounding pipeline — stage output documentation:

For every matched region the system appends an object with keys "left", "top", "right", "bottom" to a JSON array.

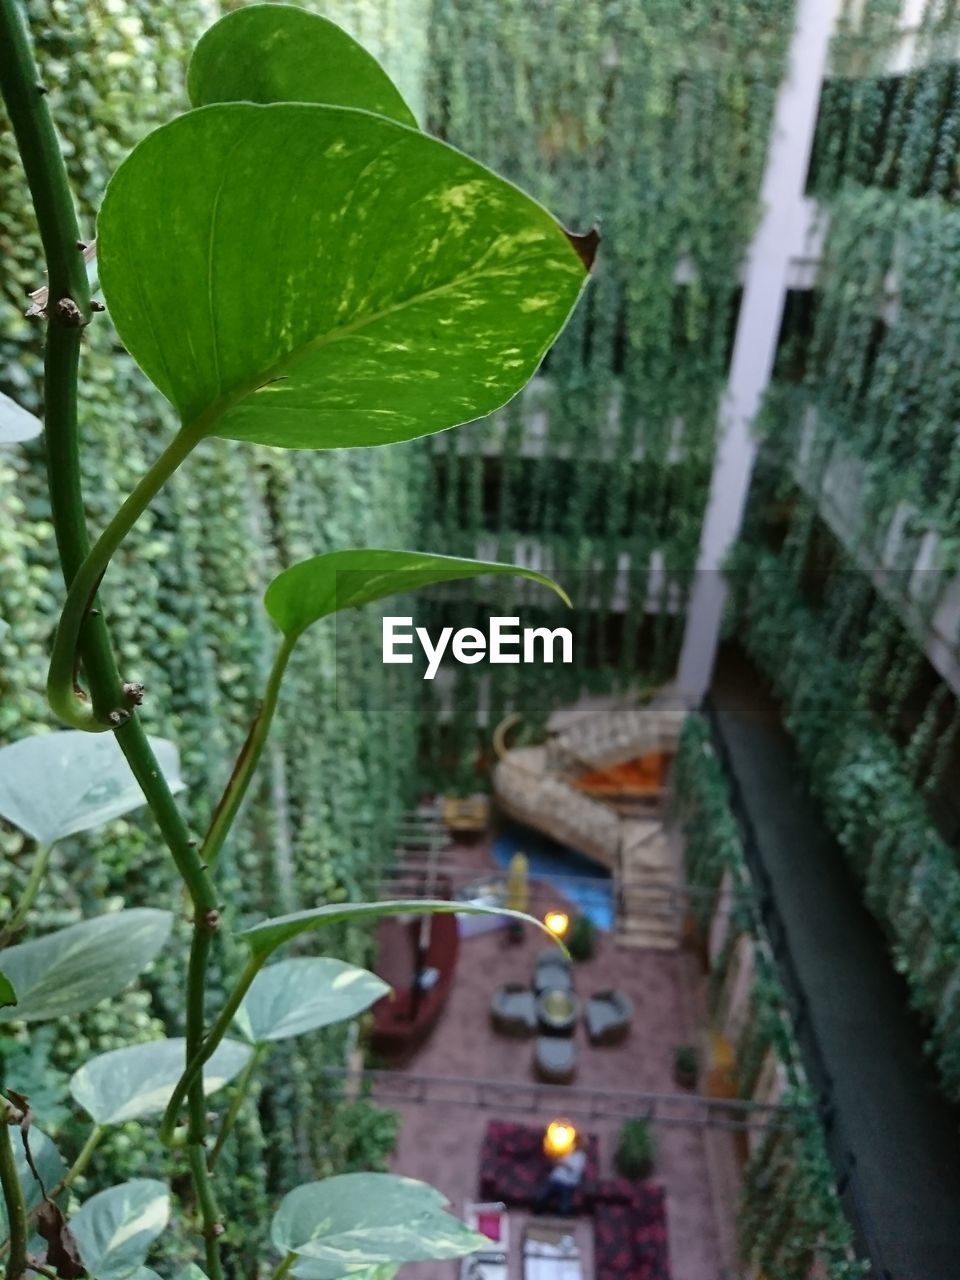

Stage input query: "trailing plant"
[
  {"left": 565, "top": 913, "right": 596, "bottom": 962},
  {"left": 0, "top": 4, "right": 589, "bottom": 1277}
]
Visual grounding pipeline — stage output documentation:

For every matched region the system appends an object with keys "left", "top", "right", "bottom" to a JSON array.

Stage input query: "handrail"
[
  {"left": 702, "top": 697, "right": 893, "bottom": 1280},
  {"left": 316, "top": 1064, "right": 808, "bottom": 1134}
]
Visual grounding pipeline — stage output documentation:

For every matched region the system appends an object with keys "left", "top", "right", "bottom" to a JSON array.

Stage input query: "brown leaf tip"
[{"left": 564, "top": 225, "right": 601, "bottom": 272}]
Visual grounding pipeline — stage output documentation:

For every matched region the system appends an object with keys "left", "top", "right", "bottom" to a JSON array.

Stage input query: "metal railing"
[
  {"left": 316, "top": 1064, "right": 806, "bottom": 1136},
  {"left": 703, "top": 698, "right": 893, "bottom": 1280}
]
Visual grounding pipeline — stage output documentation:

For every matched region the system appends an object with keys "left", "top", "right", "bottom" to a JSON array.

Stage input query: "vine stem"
[
  {"left": 0, "top": 1099, "right": 27, "bottom": 1280},
  {"left": 209, "top": 1044, "right": 268, "bottom": 1170},
  {"left": 270, "top": 1253, "right": 297, "bottom": 1280},
  {"left": 201, "top": 636, "right": 296, "bottom": 870},
  {"left": 0, "top": 844, "right": 52, "bottom": 949},
  {"left": 0, "top": 1125, "right": 104, "bottom": 1262},
  {"left": 0, "top": 7, "right": 225, "bottom": 1274}
]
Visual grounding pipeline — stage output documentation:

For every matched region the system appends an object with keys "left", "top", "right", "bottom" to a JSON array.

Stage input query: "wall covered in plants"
[
  {"left": 673, "top": 714, "right": 865, "bottom": 1280},
  {"left": 737, "top": 0, "right": 960, "bottom": 1106},
  {"left": 415, "top": 0, "right": 797, "bottom": 773},
  {"left": 0, "top": 0, "right": 428, "bottom": 1265}
]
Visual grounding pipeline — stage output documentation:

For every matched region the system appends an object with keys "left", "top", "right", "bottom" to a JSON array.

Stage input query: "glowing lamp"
[
  {"left": 544, "top": 1119, "right": 577, "bottom": 1159},
  {"left": 544, "top": 910, "right": 570, "bottom": 939}
]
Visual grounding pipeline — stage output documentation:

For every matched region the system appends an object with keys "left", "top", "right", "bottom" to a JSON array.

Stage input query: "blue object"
[{"left": 493, "top": 820, "right": 614, "bottom": 931}]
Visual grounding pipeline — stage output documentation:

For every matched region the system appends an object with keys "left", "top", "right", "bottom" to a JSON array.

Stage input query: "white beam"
[{"left": 675, "top": 0, "right": 836, "bottom": 700}]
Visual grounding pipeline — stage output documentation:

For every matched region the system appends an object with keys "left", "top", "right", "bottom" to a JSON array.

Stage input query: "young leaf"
[
  {"left": 0, "top": 973, "right": 15, "bottom": 1009},
  {"left": 187, "top": 6, "right": 418, "bottom": 127},
  {"left": 271, "top": 1174, "right": 487, "bottom": 1265},
  {"left": 242, "top": 899, "right": 558, "bottom": 963},
  {"left": 0, "top": 732, "right": 184, "bottom": 845},
  {"left": 234, "top": 957, "right": 389, "bottom": 1044},
  {"left": 0, "top": 1128, "right": 66, "bottom": 1241},
  {"left": 69, "top": 1180, "right": 170, "bottom": 1280},
  {"left": 0, "top": 390, "right": 42, "bottom": 445},
  {"left": 97, "top": 103, "right": 589, "bottom": 451},
  {"left": 69, "top": 1038, "right": 252, "bottom": 1125},
  {"left": 264, "top": 549, "right": 570, "bottom": 640},
  {"left": 0, "top": 910, "right": 172, "bottom": 1023}
]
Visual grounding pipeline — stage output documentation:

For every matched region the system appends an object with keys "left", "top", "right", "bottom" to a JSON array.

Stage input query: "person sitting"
[{"left": 533, "top": 1140, "right": 586, "bottom": 1216}]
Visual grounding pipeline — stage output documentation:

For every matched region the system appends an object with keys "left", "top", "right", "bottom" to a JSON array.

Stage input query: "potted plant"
[
  {"left": 673, "top": 1043, "right": 698, "bottom": 1090},
  {"left": 614, "top": 1116, "right": 656, "bottom": 1179},
  {"left": 566, "top": 913, "right": 597, "bottom": 961}
]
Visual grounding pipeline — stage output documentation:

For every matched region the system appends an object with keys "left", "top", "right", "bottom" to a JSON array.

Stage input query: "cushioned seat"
[
  {"left": 585, "top": 990, "right": 633, "bottom": 1045},
  {"left": 534, "top": 1035, "right": 577, "bottom": 1083},
  {"left": 534, "top": 948, "right": 573, "bottom": 994},
  {"left": 491, "top": 983, "right": 537, "bottom": 1036}
]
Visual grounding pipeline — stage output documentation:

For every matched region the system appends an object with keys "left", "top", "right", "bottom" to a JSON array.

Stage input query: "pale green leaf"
[
  {"left": 69, "top": 1037, "right": 252, "bottom": 1125},
  {"left": 0, "top": 1129, "right": 65, "bottom": 1242},
  {"left": 0, "top": 732, "right": 184, "bottom": 845},
  {"left": 264, "top": 549, "right": 569, "bottom": 639},
  {"left": 97, "top": 103, "right": 588, "bottom": 450},
  {"left": 235, "top": 957, "right": 389, "bottom": 1043},
  {"left": 0, "top": 391, "right": 42, "bottom": 445},
  {"left": 69, "top": 1180, "right": 170, "bottom": 1280},
  {"left": 187, "top": 6, "right": 417, "bottom": 126},
  {"left": 293, "top": 1263, "right": 398, "bottom": 1280},
  {"left": 243, "top": 899, "right": 558, "bottom": 962},
  {"left": 0, "top": 910, "right": 172, "bottom": 1023},
  {"left": 272, "top": 1174, "right": 486, "bottom": 1265},
  {"left": 174, "top": 1266, "right": 209, "bottom": 1280}
]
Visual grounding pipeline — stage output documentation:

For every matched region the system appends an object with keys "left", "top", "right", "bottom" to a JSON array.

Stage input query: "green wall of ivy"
[{"left": 0, "top": 0, "right": 429, "bottom": 1267}]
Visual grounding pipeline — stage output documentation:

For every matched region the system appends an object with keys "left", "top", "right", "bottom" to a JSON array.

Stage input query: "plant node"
[
  {"left": 202, "top": 909, "right": 221, "bottom": 932},
  {"left": 123, "top": 681, "right": 145, "bottom": 706},
  {"left": 54, "top": 296, "right": 85, "bottom": 327}
]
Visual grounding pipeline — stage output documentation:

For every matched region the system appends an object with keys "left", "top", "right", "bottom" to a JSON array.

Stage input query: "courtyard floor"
[{"left": 373, "top": 836, "right": 731, "bottom": 1280}]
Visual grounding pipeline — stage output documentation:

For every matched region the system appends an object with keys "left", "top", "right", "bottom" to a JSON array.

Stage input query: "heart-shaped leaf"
[
  {"left": 0, "top": 391, "right": 42, "bottom": 445},
  {"left": 272, "top": 1174, "right": 486, "bottom": 1265},
  {"left": 97, "top": 103, "right": 588, "bottom": 450},
  {"left": 0, "top": 1128, "right": 65, "bottom": 1242},
  {"left": 0, "top": 910, "right": 172, "bottom": 1023},
  {"left": 69, "top": 1037, "right": 252, "bottom": 1125},
  {"left": 0, "top": 973, "right": 15, "bottom": 1009},
  {"left": 234, "top": 958, "right": 389, "bottom": 1044},
  {"left": 0, "top": 732, "right": 184, "bottom": 845},
  {"left": 69, "top": 1180, "right": 170, "bottom": 1280},
  {"left": 187, "top": 6, "right": 417, "bottom": 127},
  {"left": 242, "top": 899, "right": 558, "bottom": 963},
  {"left": 264, "top": 549, "right": 569, "bottom": 640}
]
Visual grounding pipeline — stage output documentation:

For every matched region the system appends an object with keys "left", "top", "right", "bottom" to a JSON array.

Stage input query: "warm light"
[
  {"left": 544, "top": 910, "right": 570, "bottom": 939},
  {"left": 544, "top": 1119, "right": 577, "bottom": 1159}
]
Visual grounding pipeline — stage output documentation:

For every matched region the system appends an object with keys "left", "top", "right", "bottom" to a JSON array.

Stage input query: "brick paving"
[{"left": 374, "top": 840, "right": 728, "bottom": 1280}]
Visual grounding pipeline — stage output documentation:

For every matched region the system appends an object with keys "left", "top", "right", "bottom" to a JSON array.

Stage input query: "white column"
[{"left": 675, "top": 0, "right": 837, "bottom": 700}]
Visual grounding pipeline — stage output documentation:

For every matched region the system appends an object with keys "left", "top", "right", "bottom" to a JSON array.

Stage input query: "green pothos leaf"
[
  {"left": 0, "top": 973, "right": 15, "bottom": 1009},
  {"left": 271, "top": 1174, "right": 487, "bottom": 1265},
  {"left": 264, "top": 549, "right": 569, "bottom": 640},
  {"left": 69, "top": 1180, "right": 170, "bottom": 1280},
  {"left": 234, "top": 957, "right": 389, "bottom": 1043},
  {"left": 187, "top": 5, "right": 418, "bottom": 126},
  {"left": 97, "top": 103, "right": 590, "bottom": 451}
]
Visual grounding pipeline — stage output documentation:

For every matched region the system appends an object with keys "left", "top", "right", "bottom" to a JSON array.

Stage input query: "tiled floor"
[{"left": 374, "top": 839, "right": 729, "bottom": 1280}]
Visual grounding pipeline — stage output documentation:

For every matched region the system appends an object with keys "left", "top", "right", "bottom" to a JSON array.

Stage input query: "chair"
[
  {"left": 491, "top": 983, "right": 537, "bottom": 1036},
  {"left": 534, "top": 1035, "right": 577, "bottom": 1083},
  {"left": 534, "top": 948, "right": 573, "bottom": 995},
  {"left": 584, "top": 991, "right": 633, "bottom": 1045}
]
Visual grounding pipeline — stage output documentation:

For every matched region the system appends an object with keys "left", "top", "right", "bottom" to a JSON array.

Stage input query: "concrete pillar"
[{"left": 675, "top": 0, "right": 837, "bottom": 700}]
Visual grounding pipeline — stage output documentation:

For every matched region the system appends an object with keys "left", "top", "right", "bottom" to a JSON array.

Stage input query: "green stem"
[
  {"left": 0, "top": 844, "right": 53, "bottom": 949},
  {"left": 54, "top": 1124, "right": 103, "bottom": 1195},
  {"left": 0, "top": 7, "right": 224, "bottom": 1271},
  {"left": 46, "top": 426, "right": 201, "bottom": 732},
  {"left": 0, "top": 1103, "right": 26, "bottom": 1280},
  {"left": 270, "top": 1254, "right": 297, "bottom": 1280},
  {"left": 201, "top": 636, "right": 296, "bottom": 870},
  {"left": 187, "top": 1147, "right": 223, "bottom": 1280},
  {"left": 209, "top": 1044, "right": 268, "bottom": 1170},
  {"left": 160, "top": 955, "right": 262, "bottom": 1147}
]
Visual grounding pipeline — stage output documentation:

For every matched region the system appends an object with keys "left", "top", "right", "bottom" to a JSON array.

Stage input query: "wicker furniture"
[
  {"left": 535, "top": 1035, "right": 577, "bottom": 1083},
  {"left": 491, "top": 983, "right": 538, "bottom": 1036},
  {"left": 584, "top": 991, "right": 633, "bottom": 1046}
]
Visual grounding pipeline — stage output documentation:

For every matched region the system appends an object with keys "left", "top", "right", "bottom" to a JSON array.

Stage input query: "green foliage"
[
  {"left": 69, "top": 1039, "right": 252, "bottom": 1126},
  {"left": 97, "top": 103, "right": 586, "bottom": 451},
  {"left": 234, "top": 958, "right": 389, "bottom": 1044},
  {"left": 0, "top": 911, "right": 172, "bottom": 1023},
  {"left": 69, "top": 1179, "right": 170, "bottom": 1280},
  {"left": 673, "top": 1044, "right": 697, "bottom": 1084},
  {"left": 565, "top": 913, "right": 596, "bottom": 961},
  {"left": 614, "top": 1117, "right": 656, "bottom": 1179},
  {"left": 187, "top": 4, "right": 419, "bottom": 125},
  {"left": 271, "top": 1172, "right": 487, "bottom": 1266}
]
